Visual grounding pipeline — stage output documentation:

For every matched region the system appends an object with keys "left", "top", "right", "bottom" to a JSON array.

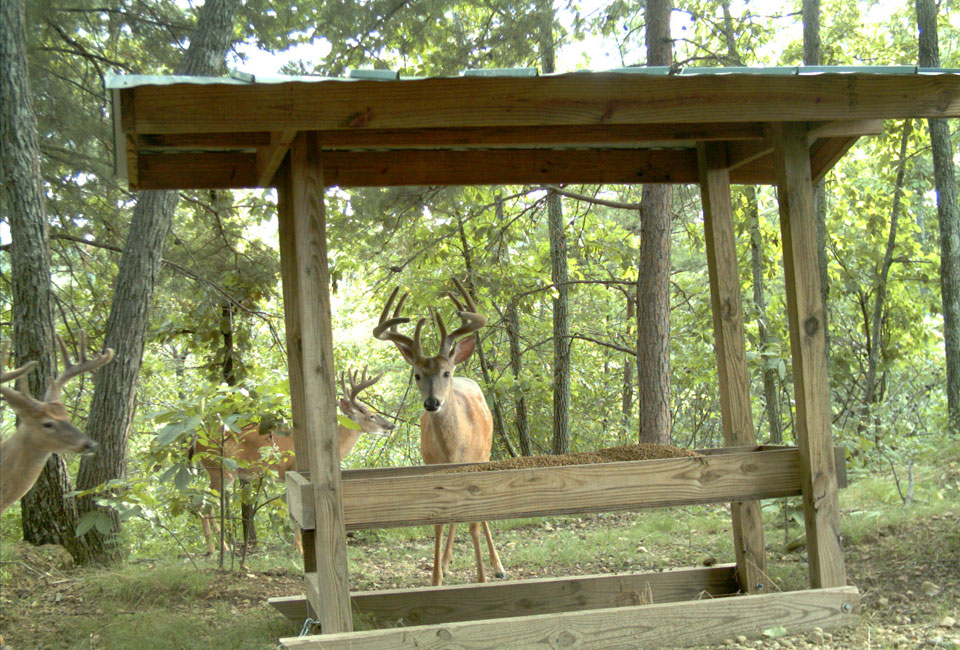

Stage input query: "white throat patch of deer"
[
  {"left": 0, "top": 333, "right": 114, "bottom": 513},
  {"left": 374, "top": 278, "right": 506, "bottom": 586}
]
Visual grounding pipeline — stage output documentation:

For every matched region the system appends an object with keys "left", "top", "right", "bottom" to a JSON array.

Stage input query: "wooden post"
[
  {"left": 773, "top": 123, "right": 845, "bottom": 589},
  {"left": 277, "top": 132, "right": 352, "bottom": 632},
  {"left": 276, "top": 155, "right": 316, "bottom": 576},
  {"left": 697, "top": 142, "right": 767, "bottom": 593}
]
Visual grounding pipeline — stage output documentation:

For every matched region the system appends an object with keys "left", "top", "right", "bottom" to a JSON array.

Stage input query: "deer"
[
  {"left": 0, "top": 333, "right": 114, "bottom": 513},
  {"left": 374, "top": 278, "right": 506, "bottom": 586},
  {"left": 192, "top": 366, "right": 394, "bottom": 556}
]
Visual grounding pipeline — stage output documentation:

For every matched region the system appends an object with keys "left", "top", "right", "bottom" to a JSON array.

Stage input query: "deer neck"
[
  {"left": 419, "top": 379, "right": 480, "bottom": 462},
  {"left": 0, "top": 428, "right": 54, "bottom": 512},
  {"left": 337, "top": 422, "right": 362, "bottom": 461}
]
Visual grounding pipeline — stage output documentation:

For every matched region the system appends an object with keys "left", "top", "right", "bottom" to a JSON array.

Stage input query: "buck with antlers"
[
  {"left": 193, "top": 366, "right": 394, "bottom": 555},
  {"left": 0, "top": 334, "right": 114, "bottom": 513},
  {"left": 374, "top": 278, "right": 506, "bottom": 586}
]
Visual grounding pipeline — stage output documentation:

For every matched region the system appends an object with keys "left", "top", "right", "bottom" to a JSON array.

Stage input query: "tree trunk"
[
  {"left": 539, "top": 0, "right": 571, "bottom": 455},
  {"left": 1, "top": 0, "right": 95, "bottom": 555},
  {"left": 746, "top": 187, "right": 783, "bottom": 444},
  {"left": 622, "top": 291, "right": 635, "bottom": 429},
  {"left": 637, "top": 0, "right": 673, "bottom": 445},
  {"left": 504, "top": 299, "right": 532, "bottom": 456},
  {"left": 73, "top": 0, "right": 240, "bottom": 565},
  {"left": 917, "top": 0, "right": 960, "bottom": 434}
]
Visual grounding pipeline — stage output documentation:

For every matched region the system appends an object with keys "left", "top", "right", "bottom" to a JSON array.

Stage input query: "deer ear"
[
  {"left": 396, "top": 343, "right": 417, "bottom": 366},
  {"left": 0, "top": 387, "right": 45, "bottom": 417},
  {"left": 338, "top": 398, "right": 353, "bottom": 414},
  {"left": 451, "top": 335, "right": 477, "bottom": 365}
]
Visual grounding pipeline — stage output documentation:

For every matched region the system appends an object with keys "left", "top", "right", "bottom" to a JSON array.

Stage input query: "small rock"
[
  {"left": 806, "top": 630, "right": 824, "bottom": 645},
  {"left": 940, "top": 616, "right": 957, "bottom": 628},
  {"left": 736, "top": 635, "right": 748, "bottom": 644},
  {"left": 921, "top": 580, "right": 942, "bottom": 597},
  {"left": 877, "top": 596, "right": 890, "bottom": 607}
]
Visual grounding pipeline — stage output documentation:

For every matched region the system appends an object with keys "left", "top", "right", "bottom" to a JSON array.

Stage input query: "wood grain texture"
[
  {"left": 127, "top": 73, "right": 960, "bottom": 135},
  {"left": 279, "top": 586, "right": 860, "bottom": 649},
  {"left": 270, "top": 565, "right": 739, "bottom": 625},
  {"left": 287, "top": 132, "right": 351, "bottom": 632},
  {"left": 698, "top": 142, "right": 766, "bottom": 594},
  {"left": 284, "top": 470, "right": 314, "bottom": 530},
  {"left": 338, "top": 449, "right": 802, "bottom": 529},
  {"left": 773, "top": 123, "right": 845, "bottom": 589}
]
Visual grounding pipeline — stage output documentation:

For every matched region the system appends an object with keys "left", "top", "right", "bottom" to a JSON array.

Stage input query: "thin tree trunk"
[
  {"left": 73, "top": 0, "right": 240, "bottom": 564},
  {"left": 746, "top": 187, "right": 782, "bottom": 444},
  {"left": 538, "top": 0, "right": 571, "bottom": 454},
  {"left": 917, "top": 0, "right": 960, "bottom": 434},
  {"left": 1, "top": 0, "right": 89, "bottom": 554},
  {"left": 637, "top": 0, "right": 673, "bottom": 445},
  {"left": 504, "top": 299, "right": 532, "bottom": 456},
  {"left": 622, "top": 291, "right": 635, "bottom": 429}
]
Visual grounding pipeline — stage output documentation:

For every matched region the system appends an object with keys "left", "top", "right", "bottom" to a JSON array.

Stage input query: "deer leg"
[
  {"left": 469, "top": 522, "right": 487, "bottom": 583},
  {"left": 294, "top": 525, "right": 303, "bottom": 556},
  {"left": 432, "top": 524, "right": 445, "bottom": 586},
  {"left": 200, "top": 511, "right": 216, "bottom": 556},
  {"left": 481, "top": 521, "right": 506, "bottom": 578},
  {"left": 441, "top": 522, "right": 457, "bottom": 572}
]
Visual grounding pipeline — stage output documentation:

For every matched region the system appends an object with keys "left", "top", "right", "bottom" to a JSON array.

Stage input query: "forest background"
[{"left": 0, "top": 0, "right": 958, "bottom": 568}]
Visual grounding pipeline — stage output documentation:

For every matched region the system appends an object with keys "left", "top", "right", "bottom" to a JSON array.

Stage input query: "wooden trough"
[{"left": 107, "top": 66, "right": 960, "bottom": 648}]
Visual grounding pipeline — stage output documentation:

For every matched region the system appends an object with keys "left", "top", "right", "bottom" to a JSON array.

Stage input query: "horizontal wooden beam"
[
  {"left": 125, "top": 73, "right": 960, "bottom": 135},
  {"left": 136, "top": 151, "right": 257, "bottom": 189},
  {"left": 271, "top": 565, "right": 739, "bottom": 627},
  {"left": 279, "top": 586, "right": 860, "bottom": 649},
  {"left": 329, "top": 448, "right": 802, "bottom": 530}
]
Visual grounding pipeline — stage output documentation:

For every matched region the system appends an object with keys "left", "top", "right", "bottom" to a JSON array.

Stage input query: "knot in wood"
[
  {"left": 804, "top": 315, "right": 820, "bottom": 337},
  {"left": 435, "top": 628, "right": 453, "bottom": 641}
]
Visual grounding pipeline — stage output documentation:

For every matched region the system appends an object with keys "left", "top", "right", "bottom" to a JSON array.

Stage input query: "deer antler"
[
  {"left": 436, "top": 278, "right": 487, "bottom": 358},
  {"left": 44, "top": 332, "right": 114, "bottom": 402},
  {"left": 373, "top": 286, "right": 425, "bottom": 362},
  {"left": 342, "top": 365, "right": 385, "bottom": 406},
  {"left": 1, "top": 342, "right": 38, "bottom": 385}
]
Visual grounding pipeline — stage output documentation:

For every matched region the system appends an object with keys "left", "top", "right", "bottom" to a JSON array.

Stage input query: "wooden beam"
[
  {"left": 810, "top": 136, "right": 860, "bottom": 183},
  {"left": 136, "top": 152, "right": 257, "bottom": 189},
  {"left": 335, "top": 449, "right": 802, "bottom": 530},
  {"left": 137, "top": 131, "right": 271, "bottom": 149},
  {"left": 276, "top": 156, "right": 316, "bottom": 575},
  {"left": 279, "top": 586, "right": 861, "bottom": 649},
  {"left": 287, "top": 132, "right": 352, "bottom": 632},
  {"left": 773, "top": 123, "right": 845, "bottom": 589},
  {"left": 126, "top": 73, "right": 960, "bottom": 135},
  {"left": 271, "top": 565, "right": 740, "bottom": 626},
  {"left": 698, "top": 142, "right": 766, "bottom": 595},
  {"left": 257, "top": 129, "right": 298, "bottom": 187}
]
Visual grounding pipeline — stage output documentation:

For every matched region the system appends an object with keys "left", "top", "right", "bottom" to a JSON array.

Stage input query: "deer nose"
[
  {"left": 82, "top": 440, "right": 99, "bottom": 454},
  {"left": 424, "top": 397, "right": 442, "bottom": 412}
]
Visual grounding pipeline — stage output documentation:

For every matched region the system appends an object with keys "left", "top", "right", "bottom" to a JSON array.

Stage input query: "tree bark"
[
  {"left": 622, "top": 291, "right": 635, "bottom": 429},
  {"left": 504, "top": 299, "right": 532, "bottom": 456},
  {"left": 73, "top": 0, "right": 240, "bottom": 564},
  {"left": 917, "top": 0, "right": 960, "bottom": 434},
  {"left": 637, "top": 0, "right": 673, "bottom": 445},
  {"left": 538, "top": 0, "right": 571, "bottom": 455},
  {"left": 1, "top": 0, "right": 88, "bottom": 553}
]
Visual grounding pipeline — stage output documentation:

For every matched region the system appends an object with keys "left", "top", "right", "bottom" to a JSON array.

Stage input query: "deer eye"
[
  {"left": 443, "top": 371, "right": 451, "bottom": 378},
  {"left": 414, "top": 374, "right": 421, "bottom": 380},
  {"left": 43, "top": 422, "right": 54, "bottom": 429}
]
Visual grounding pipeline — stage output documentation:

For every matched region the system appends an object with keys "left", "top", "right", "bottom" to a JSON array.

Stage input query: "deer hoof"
[{"left": 495, "top": 571, "right": 506, "bottom": 579}]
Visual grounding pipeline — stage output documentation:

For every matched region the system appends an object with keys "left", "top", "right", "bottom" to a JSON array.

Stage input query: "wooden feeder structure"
[{"left": 110, "top": 66, "right": 960, "bottom": 648}]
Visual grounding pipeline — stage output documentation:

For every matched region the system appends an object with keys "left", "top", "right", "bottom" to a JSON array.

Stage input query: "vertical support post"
[
  {"left": 276, "top": 155, "right": 316, "bottom": 577},
  {"left": 773, "top": 123, "right": 845, "bottom": 589},
  {"left": 278, "top": 132, "right": 352, "bottom": 632},
  {"left": 697, "top": 142, "right": 767, "bottom": 594}
]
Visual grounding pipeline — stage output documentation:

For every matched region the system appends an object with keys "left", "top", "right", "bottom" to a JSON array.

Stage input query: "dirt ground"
[{"left": 2, "top": 507, "right": 957, "bottom": 649}]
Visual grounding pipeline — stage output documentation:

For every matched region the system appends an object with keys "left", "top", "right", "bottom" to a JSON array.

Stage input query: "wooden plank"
[
  {"left": 269, "top": 595, "right": 311, "bottom": 623},
  {"left": 288, "top": 132, "right": 352, "bottom": 632},
  {"left": 138, "top": 131, "right": 271, "bottom": 149},
  {"left": 136, "top": 152, "right": 257, "bottom": 189},
  {"left": 127, "top": 72, "right": 960, "bottom": 135},
  {"left": 322, "top": 148, "right": 701, "bottom": 187},
  {"left": 277, "top": 156, "right": 316, "bottom": 574},
  {"left": 339, "top": 449, "right": 802, "bottom": 530},
  {"left": 257, "top": 129, "right": 298, "bottom": 187},
  {"left": 271, "top": 565, "right": 739, "bottom": 625},
  {"left": 285, "top": 470, "right": 315, "bottom": 530},
  {"left": 698, "top": 143, "right": 766, "bottom": 595},
  {"left": 808, "top": 119, "right": 884, "bottom": 138},
  {"left": 279, "top": 586, "right": 860, "bottom": 649},
  {"left": 810, "top": 136, "right": 860, "bottom": 183},
  {"left": 773, "top": 123, "right": 845, "bottom": 589}
]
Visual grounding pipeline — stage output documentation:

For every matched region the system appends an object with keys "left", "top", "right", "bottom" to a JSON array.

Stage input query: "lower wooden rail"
[
  {"left": 269, "top": 564, "right": 740, "bottom": 627},
  {"left": 278, "top": 586, "right": 860, "bottom": 649}
]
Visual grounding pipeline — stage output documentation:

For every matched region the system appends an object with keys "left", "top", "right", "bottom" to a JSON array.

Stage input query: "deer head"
[
  {"left": 0, "top": 333, "right": 113, "bottom": 456},
  {"left": 338, "top": 366, "right": 394, "bottom": 435},
  {"left": 374, "top": 278, "right": 486, "bottom": 414}
]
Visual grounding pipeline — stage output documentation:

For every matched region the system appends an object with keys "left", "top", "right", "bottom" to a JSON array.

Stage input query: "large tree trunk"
[
  {"left": 622, "top": 291, "right": 635, "bottom": 430},
  {"left": 73, "top": 0, "right": 240, "bottom": 565},
  {"left": 1, "top": 0, "right": 91, "bottom": 555},
  {"left": 917, "top": 0, "right": 960, "bottom": 434},
  {"left": 539, "top": 0, "right": 571, "bottom": 455},
  {"left": 637, "top": 0, "right": 673, "bottom": 445}
]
